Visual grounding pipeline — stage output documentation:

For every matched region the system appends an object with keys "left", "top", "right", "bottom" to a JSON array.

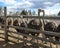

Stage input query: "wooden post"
[
  {"left": 38, "top": 9, "right": 40, "bottom": 16},
  {"left": 4, "top": 7, "right": 8, "bottom": 42},
  {"left": 42, "top": 10, "right": 45, "bottom": 27},
  {"left": 38, "top": 9, "right": 40, "bottom": 21}
]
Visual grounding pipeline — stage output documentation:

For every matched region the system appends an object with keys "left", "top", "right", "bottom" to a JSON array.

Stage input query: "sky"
[{"left": 0, "top": 0, "right": 60, "bottom": 15}]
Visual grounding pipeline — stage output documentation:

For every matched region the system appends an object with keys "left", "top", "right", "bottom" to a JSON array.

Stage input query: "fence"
[{"left": 0, "top": 7, "right": 60, "bottom": 48}]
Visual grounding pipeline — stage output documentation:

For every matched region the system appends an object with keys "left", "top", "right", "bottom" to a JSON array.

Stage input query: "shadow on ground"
[{"left": 0, "top": 41, "right": 39, "bottom": 48}]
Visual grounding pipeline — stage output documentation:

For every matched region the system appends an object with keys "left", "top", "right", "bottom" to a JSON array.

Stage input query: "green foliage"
[
  {"left": 20, "top": 10, "right": 28, "bottom": 15},
  {"left": 58, "top": 11, "right": 60, "bottom": 16}
]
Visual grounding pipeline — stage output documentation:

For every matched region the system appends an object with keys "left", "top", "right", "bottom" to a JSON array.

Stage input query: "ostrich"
[
  {"left": 55, "top": 24, "right": 60, "bottom": 42},
  {"left": 44, "top": 22, "right": 57, "bottom": 39},
  {"left": 28, "top": 19, "right": 43, "bottom": 36},
  {"left": 13, "top": 20, "right": 19, "bottom": 32},
  {"left": 0, "top": 17, "right": 4, "bottom": 28},
  {"left": 13, "top": 19, "right": 28, "bottom": 38},
  {"left": 54, "top": 24, "right": 60, "bottom": 48},
  {"left": 28, "top": 19, "right": 43, "bottom": 46},
  {"left": 13, "top": 19, "right": 28, "bottom": 45},
  {"left": 44, "top": 22, "right": 57, "bottom": 48},
  {"left": 0, "top": 17, "right": 12, "bottom": 28}
]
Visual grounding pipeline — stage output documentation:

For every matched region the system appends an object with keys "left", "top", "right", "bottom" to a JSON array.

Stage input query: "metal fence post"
[{"left": 4, "top": 7, "right": 8, "bottom": 42}]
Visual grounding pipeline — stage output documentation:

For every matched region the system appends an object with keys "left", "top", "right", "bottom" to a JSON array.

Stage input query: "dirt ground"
[
  {"left": 0, "top": 34, "right": 60, "bottom": 48},
  {"left": 0, "top": 39, "right": 42, "bottom": 48},
  {"left": 0, "top": 40, "right": 60, "bottom": 48}
]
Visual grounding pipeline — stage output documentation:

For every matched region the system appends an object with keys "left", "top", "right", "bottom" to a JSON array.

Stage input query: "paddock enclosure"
[{"left": 0, "top": 7, "right": 60, "bottom": 48}]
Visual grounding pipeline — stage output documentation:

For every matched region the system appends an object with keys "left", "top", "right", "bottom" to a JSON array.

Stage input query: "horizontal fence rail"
[
  {"left": 23, "top": 16, "right": 60, "bottom": 20},
  {"left": 7, "top": 16, "right": 60, "bottom": 20},
  {"left": 8, "top": 25, "right": 60, "bottom": 37},
  {"left": 8, "top": 30, "right": 60, "bottom": 44},
  {"left": 8, "top": 35, "right": 50, "bottom": 48},
  {"left": 0, "top": 15, "right": 60, "bottom": 20}
]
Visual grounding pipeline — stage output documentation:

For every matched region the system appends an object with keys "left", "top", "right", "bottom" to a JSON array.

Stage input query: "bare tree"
[{"left": 0, "top": 7, "right": 2, "bottom": 16}]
